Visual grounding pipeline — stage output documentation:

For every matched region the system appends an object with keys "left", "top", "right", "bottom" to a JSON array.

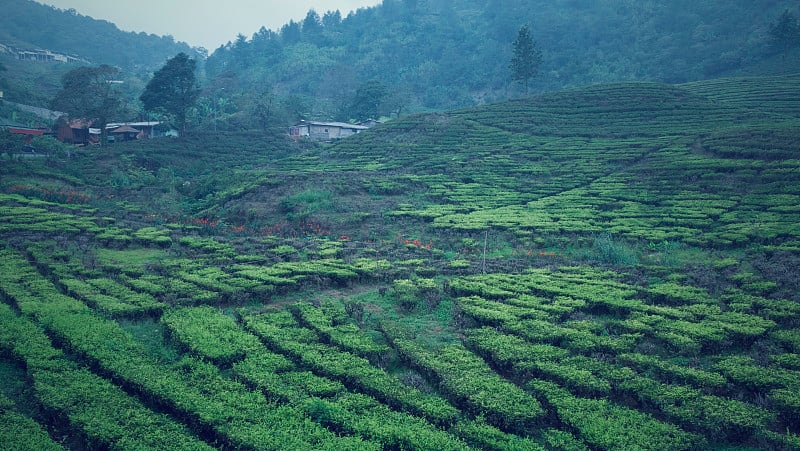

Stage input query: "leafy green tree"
[
  {"left": 231, "top": 34, "right": 251, "bottom": 60},
  {"left": 51, "top": 65, "right": 122, "bottom": 146},
  {"left": 31, "top": 135, "right": 73, "bottom": 158},
  {"left": 322, "top": 10, "right": 342, "bottom": 28},
  {"left": 281, "top": 20, "right": 302, "bottom": 44},
  {"left": 0, "top": 129, "right": 25, "bottom": 154},
  {"left": 140, "top": 53, "right": 200, "bottom": 135},
  {"left": 383, "top": 86, "right": 412, "bottom": 118},
  {"left": 283, "top": 94, "right": 311, "bottom": 123},
  {"left": 302, "top": 10, "right": 324, "bottom": 43},
  {"left": 347, "top": 80, "right": 388, "bottom": 122},
  {"left": 249, "top": 84, "right": 280, "bottom": 130},
  {"left": 510, "top": 25, "right": 542, "bottom": 95},
  {"left": 769, "top": 9, "right": 800, "bottom": 62}
]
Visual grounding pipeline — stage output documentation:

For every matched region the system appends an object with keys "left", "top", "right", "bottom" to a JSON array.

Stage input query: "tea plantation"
[{"left": 1, "top": 74, "right": 799, "bottom": 449}]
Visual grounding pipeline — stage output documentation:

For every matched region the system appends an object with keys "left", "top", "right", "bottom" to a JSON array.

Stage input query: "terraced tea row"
[
  {"left": 445, "top": 268, "right": 799, "bottom": 445},
  {"left": 0, "top": 246, "right": 379, "bottom": 450},
  {"left": 0, "top": 277, "right": 213, "bottom": 450},
  {"left": 1, "top": 74, "right": 798, "bottom": 449},
  {"left": 681, "top": 75, "right": 800, "bottom": 118}
]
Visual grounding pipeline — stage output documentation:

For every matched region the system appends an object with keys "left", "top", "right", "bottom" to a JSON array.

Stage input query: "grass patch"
[
  {"left": 94, "top": 248, "right": 168, "bottom": 271},
  {"left": 117, "top": 318, "right": 181, "bottom": 364}
]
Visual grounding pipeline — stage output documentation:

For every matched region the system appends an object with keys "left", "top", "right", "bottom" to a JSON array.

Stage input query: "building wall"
[
  {"left": 307, "top": 124, "right": 361, "bottom": 140},
  {"left": 309, "top": 124, "right": 333, "bottom": 139},
  {"left": 290, "top": 123, "right": 365, "bottom": 140}
]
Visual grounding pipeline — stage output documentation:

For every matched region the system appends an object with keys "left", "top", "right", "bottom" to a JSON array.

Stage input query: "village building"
[
  {"left": 109, "top": 125, "right": 141, "bottom": 142},
  {"left": 0, "top": 119, "right": 47, "bottom": 143},
  {"left": 0, "top": 43, "right": 88, "bottom": 64},
  {"left": 106, "top": 122, "right": 161, "bottom": 140},
  {"left": 56, "top": 119, "right": 161, "bottom": 145},
  {"left": 56, "top": 118, "right": 96, "bottom": 146},
  {"left": 358, "top": 119, "right": 381, "bottom": 128},
  {"left": 289, "top": 120, "right": 371, "bottom": 141}
]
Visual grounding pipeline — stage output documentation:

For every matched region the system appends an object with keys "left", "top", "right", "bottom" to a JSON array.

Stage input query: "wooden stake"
[{"left": 482, "top": 230, "right": 488, "bottom": 274}]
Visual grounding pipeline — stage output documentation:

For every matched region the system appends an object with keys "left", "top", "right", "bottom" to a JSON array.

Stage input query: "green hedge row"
[
  {"left": 61, "top": 277, "right": 157, "bottom": 316},
  {"left": 232, "top": 348, "right": 537, "bottom": 450},
  {"left": 452, "top": 269, "right": 778, "bottom": 358},
  {"left": 233, "top": 351, "right": 344, "bottom": 403},
  {"left": 713, "top": 355, "right": 800, "bottom": 391},
  {"left": 242, "top": 310, "right": 461, "bottom": 427},
  {"left": 0, "top": 406, "right": 65, "bottom": 451},
  {"left": 0, "top": 248, "right": 378, "bottom": 450},
  {"left": 118, "top": 273, "right": 169, "bottom": 295},
  {"left": 0, "top": 302, "right": 212, "bottom": 450},
  {"left": 457, "top": 296, "right": 639, "bottom": 355},
  {"left": 617, "top": 352, "right": 727, "bottom": 390},
  {"left": 566, "top": 355, "right": 775, "bottom": 440},
  {"left": 291, "top": 301, "right": 390, "bottom": 359},
  {"left": 0, "top": 202, "right": 100, "bottom": 234},
  {"left": 304, "top": 393, "right": 473, "bottom": 451},
  {"left": 59, "top": 276, "right": 166, "bottom": 317},
  {"left": 449, "top": 276, "right": 779, "bottom": 442},
  {"left": 132, "top": 227, "right": 173, "bottom": 247},
  {"left": 384, "top": 325, "right": 545, "bottom": 434},
  {"left": 178, "top": 236, "right": 236, "bottom": 256},
  {"left": 161, "top": 306, "right": 263, "bottom": 365},
  {"left": 177, "top": 266, "right": 266, "bottom": 296},
  {"left": 528, "top": 379, "right": 699, "bottom": 450},
  {"left": 465, "top": 327, "right": 610, "bottom": 396},
  {"left": 449, "top": 419, "right": 562, "bottom": 451}
]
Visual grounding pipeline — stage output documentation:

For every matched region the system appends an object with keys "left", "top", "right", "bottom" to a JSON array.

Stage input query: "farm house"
[{"left": 289, "top": 120, "right": 370, "bottom": 141}]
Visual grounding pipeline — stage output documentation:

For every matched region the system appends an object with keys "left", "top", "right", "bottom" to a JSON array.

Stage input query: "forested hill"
[
  {"left": 206, "top": 0, "right": 798, "bottom": 117},
  {"left": 1, "top": 0, "right": 196, "bottom": 70}
]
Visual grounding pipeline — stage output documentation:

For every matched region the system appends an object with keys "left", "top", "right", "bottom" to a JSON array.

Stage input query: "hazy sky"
[{"left": 39, "top": 0, "right": 382, "bottom": 50}]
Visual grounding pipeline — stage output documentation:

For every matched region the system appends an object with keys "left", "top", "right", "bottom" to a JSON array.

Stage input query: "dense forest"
[
  {"left": 2, "top": 0, "right": 799, "bottom": 127},
  {"left": 204, "top": 0, "right": 799, "bottom": 120}
]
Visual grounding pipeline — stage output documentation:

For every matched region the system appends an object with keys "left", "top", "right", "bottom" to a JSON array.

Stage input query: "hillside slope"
[
  {"left": 319, "top": 77, "right": 799, "bottom": 249},
  {"left": 206, "top": 0, "right": 798, "bottom": 116},
  {"left": 0, "top": 0, "right": 198, "bottom": 109},
  {"left": 0, "top": 75, "right": 799, "bottom": 449},
  {"left": 681, "top": 74, "right": 800, "bottom": 118},
  {"left": 1, "top": 0, "right": 195, "bottom": 70}
]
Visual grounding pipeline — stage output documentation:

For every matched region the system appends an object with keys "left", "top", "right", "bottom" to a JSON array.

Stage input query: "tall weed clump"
[{"left": 592, "top": 232, "right": 638, "bottom": 266}]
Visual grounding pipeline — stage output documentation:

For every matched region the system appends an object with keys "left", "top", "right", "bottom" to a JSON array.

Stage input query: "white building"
[{"left": 289, "top": 120, "right": 371, "bottom": 141}]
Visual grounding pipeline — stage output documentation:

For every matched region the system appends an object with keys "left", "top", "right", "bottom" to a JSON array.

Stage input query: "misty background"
[{"left": 37, "top": 0, "right": 381, "bottom": 51}]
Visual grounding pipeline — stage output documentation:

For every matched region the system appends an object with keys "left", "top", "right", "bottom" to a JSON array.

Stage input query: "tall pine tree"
[{"left": 510, "top": 25, "right": 542, "bottom": 95}]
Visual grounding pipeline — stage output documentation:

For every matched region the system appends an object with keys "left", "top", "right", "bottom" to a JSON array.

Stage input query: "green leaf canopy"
[{"left": 140, "top": 52, "right": 200, "bottom": 134}]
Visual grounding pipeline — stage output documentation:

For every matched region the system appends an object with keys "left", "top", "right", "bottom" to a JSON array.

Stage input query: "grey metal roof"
[{"left": 297, "top": 120, "right": 370, "bottom": 130}]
